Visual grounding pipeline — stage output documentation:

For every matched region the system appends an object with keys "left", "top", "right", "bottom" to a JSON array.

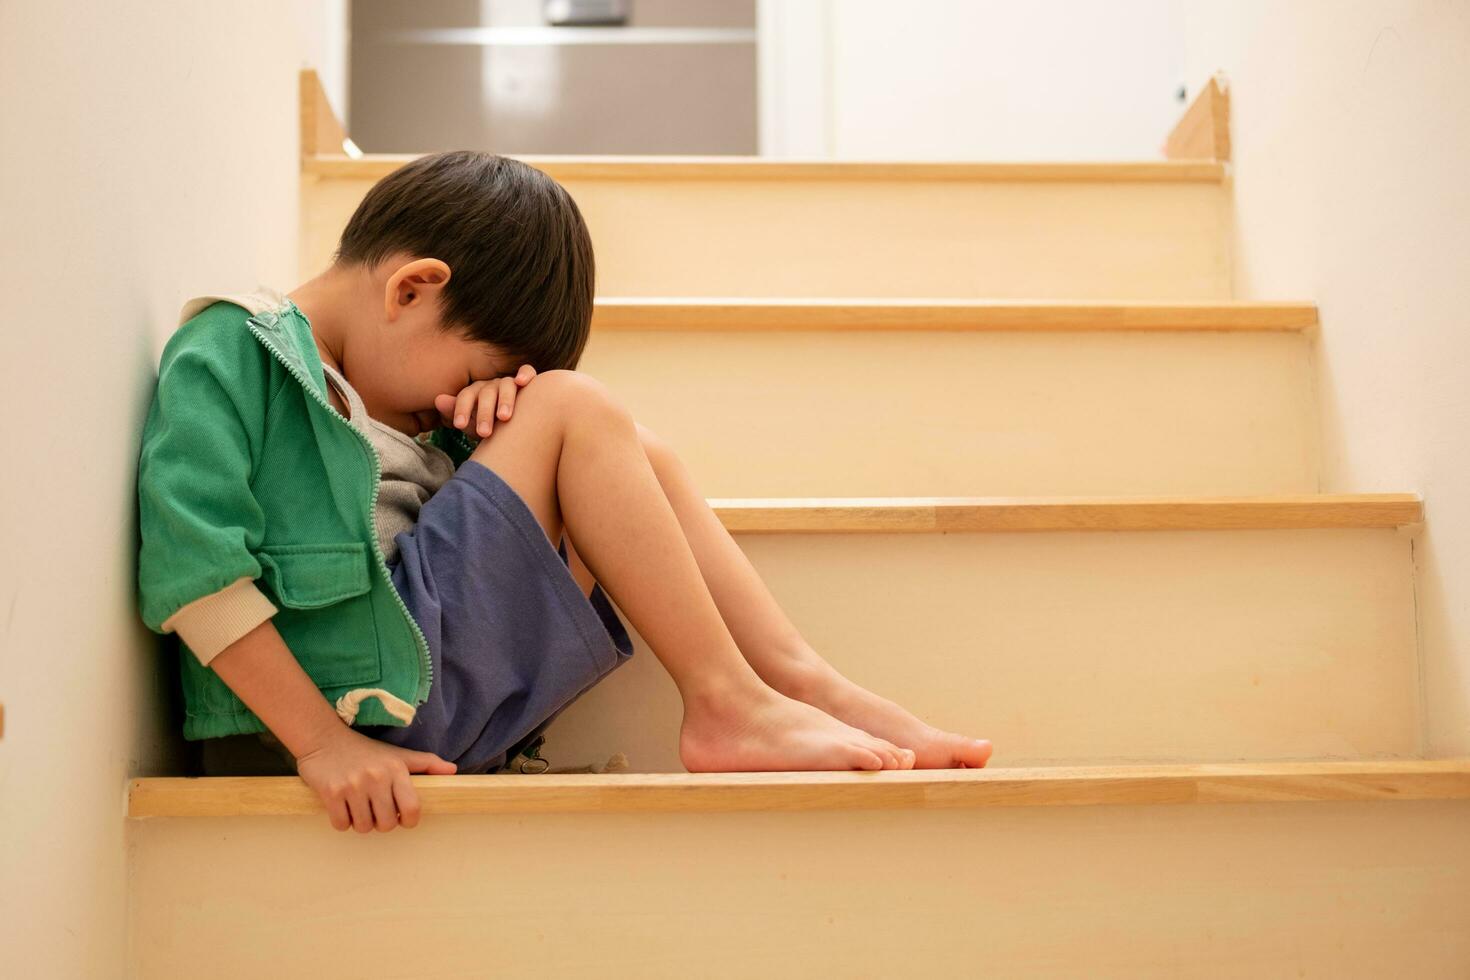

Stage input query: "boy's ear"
[{"left": 384, "top": 257, "right": 451, "bottom": 318}]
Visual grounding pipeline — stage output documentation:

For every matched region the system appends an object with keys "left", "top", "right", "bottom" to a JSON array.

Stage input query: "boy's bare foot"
[
  {"left": 679, "top": 680, "right": 919, "bottom": 773},
  {"left": 774, "top": 658, "right": 994, "bottom": 769}
]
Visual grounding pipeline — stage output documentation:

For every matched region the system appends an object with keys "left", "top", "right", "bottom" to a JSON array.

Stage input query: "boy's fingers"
[
  {"left": 453, "top": 386, "right": 481, "bottom": 431},
  {"left": 474, "top": 388, "right": 497, "bottom": 438},
  {"left": 393, "top": 769, "right": 422, "bottom": 829},
  {"left": 369, "top": 780, "right": 399, "bottom": 832},
  {"left": 325, "top": 795, "right": 351, "bottom": 832},
  {"left": 495, "top": 377, "right": 517, "bottom": 420},
  {"left": 516, "top": 364, "right": 536, "bottom": 384},
  {"left": 347, "top": 792, "right": 374, "bottom": 833},
  {"left": 436, "top": 392, "right": 460, "bottom": 425}
]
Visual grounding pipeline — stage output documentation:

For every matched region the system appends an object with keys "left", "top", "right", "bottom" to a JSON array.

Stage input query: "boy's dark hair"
[{"left": 332, "top": 150, "right": 596, "bottom": 373}]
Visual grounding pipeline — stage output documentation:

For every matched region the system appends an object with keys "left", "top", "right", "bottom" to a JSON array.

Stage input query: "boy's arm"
[
  {"left": 137, "top": 320, "right": 278, "bottom": 663},
  {"left": 137, "top": 322, "right": 350, "bottom": 758},
  {"left": 208, "top": 618, "right": 348, "bottom": 760},
  {"left": 160, "top": 576, "right": 278, "bottom": 664}
]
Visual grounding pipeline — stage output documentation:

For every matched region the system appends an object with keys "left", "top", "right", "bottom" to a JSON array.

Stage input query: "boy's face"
[
  {"left": 356, "top": 315, "right": 516, "bottom": 438},
  {"left": 309, "top": 254, "right": 522, "bottom": 439}
]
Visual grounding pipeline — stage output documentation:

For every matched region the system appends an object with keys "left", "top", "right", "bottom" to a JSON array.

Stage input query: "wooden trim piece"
[
  {"left": 299, "top": 68, "right": 349, "bottom": 159},
  {"left": 708, "top": 494, "right": 1423, "bottom": 534},
  {"left": 127, "top": 759, "right": 1470, "bottom": 818},
  {"left": 1166, "top": 73, "right": 1231, "bottom": 162},
  {"left": 302, "top": 154, "right": 1227, "bottom": 183},
  {"left": 591, "top": 298, "right": 1318, "bottom": 333}
]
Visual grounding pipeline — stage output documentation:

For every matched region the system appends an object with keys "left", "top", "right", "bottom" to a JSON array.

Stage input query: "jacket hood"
[
  {"left": 178, "top": 285, "right": 291, "bottom": 326},
  {"left": 179, "top": 285, "right": 330, "bottom": 402}
]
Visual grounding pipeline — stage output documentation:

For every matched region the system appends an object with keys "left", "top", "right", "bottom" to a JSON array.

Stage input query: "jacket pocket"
[
  {"left": 256, "top": 542, "right": 382, "bottom": 690},
  {"left": 258, "top": 542, "right": 372, "bottom": 608}
]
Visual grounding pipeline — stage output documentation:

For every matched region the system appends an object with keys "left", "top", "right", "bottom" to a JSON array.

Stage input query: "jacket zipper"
[{"left": 245, "top": 316, "right": 435, "bottom": 709}]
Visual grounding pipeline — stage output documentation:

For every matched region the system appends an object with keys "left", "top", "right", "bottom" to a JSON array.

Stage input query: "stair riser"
[
  {"left": 581, "top": 328, "right": 1319, "bottom": 496},
  {"left": 551, "top": 527, "right": 1419, "bottom": 770},
  {"left": 302, "top": 176, "right": 1229, "bottom": 299},
  {"left": 129, "top": 800, "right": 1470, "bottom": 977}
]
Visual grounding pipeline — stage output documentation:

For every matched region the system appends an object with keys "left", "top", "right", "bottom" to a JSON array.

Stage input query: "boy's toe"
[{"left": 959, "top": 738, "right": 993, "bottom": 768}]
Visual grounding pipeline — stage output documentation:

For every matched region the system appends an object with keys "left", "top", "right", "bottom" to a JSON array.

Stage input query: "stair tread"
[
  {"left": 709, "top": 493, "right": 1422, "bottom": 532},
  {"left": 127, "top": 759, "right": 1470, "bottom": 818},
  {"left": 304, "top": 154, "right": 1227, "bottom": 183},
  {"left": 592, "top": 297, "right": 1318, "bottom": 332}
]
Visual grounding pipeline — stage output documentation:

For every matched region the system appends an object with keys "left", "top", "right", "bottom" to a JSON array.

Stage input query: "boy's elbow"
[{"left": 154, "top": 577, "right": 278, "bottom": 666}]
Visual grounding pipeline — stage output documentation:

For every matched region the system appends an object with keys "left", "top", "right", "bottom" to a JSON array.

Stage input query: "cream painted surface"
[
  {"left": 757, "top": 0, "right": 1186, "bottom": 160},
  {"left": 579, "top": 327, "right": 1319, "bottom": 496},
  {"left": 755, "top": 0, "right": 833, "bottom": 157},
  {"left": 546, "top": 527, "right": 1420, "bottom": 773},
  {"left": 293, "top": 0, "right": 349, "bottom": 130},
  {"left": 0, "top": 3, "right": 340, "bottom": 976},
  {"left": 1180, "top": 2, "right": 1470, "bottom": 754},
  {"left": 301, "top": 170, "right": 1231, "bottom": 298},
  {"left": 129, "top": 800, "right": 1470, "bottom": 978}
]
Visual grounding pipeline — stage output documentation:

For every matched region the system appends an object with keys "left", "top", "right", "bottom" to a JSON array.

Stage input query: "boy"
[{"left": 136, "top": 150, "right": 992, "bottom": 833}]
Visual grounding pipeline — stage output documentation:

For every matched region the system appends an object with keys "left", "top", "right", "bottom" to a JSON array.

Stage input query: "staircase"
[{"left": 124, "top": 78, "right": 1470, "bottom": 977}]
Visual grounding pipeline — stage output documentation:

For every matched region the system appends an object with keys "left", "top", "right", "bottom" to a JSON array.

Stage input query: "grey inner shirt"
[{"left": 319, "top": 359, "right": 458, "bottom": 566}]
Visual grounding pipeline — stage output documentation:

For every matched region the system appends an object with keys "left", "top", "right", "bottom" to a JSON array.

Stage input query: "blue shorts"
[
  {"left": 198, "top": 459, "right": 635, "bottom": 776},
  {"left": 355, "top": 459, "right": 636, "bottom": 773}
]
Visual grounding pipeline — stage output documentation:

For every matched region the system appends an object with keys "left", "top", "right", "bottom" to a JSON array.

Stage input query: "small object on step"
[
  {"left": 501, "top": 733, "right": 551, "bottom": 774},
  {"left": 500, "top": 733, "right": 631, "bottom": 774},
  {"left": 545, "top": 750, "right": 630, "bottom": 774}
]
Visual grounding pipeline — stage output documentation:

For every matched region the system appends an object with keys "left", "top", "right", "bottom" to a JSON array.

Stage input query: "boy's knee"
[
  {"left": 634, "top": 421, "right": 672, "bottom": 465},
  {"left": 528, "top": 369, "right": 630, "bottom": 422}
]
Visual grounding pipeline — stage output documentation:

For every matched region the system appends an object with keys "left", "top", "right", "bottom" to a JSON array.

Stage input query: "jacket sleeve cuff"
[{"left": 161, "top": 577, "right": 278, "bottom": 667}]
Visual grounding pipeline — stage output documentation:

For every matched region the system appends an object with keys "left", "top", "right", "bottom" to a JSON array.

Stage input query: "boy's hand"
[
  {"left": 294, "top": 726, "right": 458, "bottom": 833},
  {"left": 433, "top": 364, "right": 537, "bottom": 440}
]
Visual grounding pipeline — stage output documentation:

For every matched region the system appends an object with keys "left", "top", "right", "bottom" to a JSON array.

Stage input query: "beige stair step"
[
  {"left": 301, "top": 155, "right": 1231, "bottom": 299},
  {"left": 579, "top": 299, "right": 1321, "bottom": 496},
  {"left": 126, "top": 780, "right": 1470, "bottom": 977},
  {"left": 127, "top": 759, "right": 1470, "bottom": 818},
  {"left": 544, "top": 497, "right": 1422, "bottom": 771}
]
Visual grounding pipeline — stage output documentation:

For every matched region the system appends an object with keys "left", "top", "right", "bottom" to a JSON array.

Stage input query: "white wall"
[
  {"left": 760, "top": 0, "right": 1185, "bottom": 159},
  {"left": 0, "top": 2, "right": 344, "bottom": 975},
  {"left": 1180, "top": 0, "right": 1470, "bottom": 754},
  {"left": 297, "top": 1, "right": 352, "bottom": 129}
]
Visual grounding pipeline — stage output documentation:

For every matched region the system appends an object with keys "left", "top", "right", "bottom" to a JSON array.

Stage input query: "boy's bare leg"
[
  {"left": 465, "top": 370, "right": 915, "bottom": 773},
  {"left": 562, "top": 424, "right": 993, "bottom": 770}
]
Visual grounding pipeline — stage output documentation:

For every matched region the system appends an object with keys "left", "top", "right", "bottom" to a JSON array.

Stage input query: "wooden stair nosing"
[
  {"left": 707, "top": 494, "right": 1423, "bottom": 533},
  {"left": 127, "top": 759, "right": 1470, "bottom": 818},
  {"left": 590, "top": 298, "right": 1319, "bottom": 332},
  {"left": 303, "top": 154, "right": 1227, "bottom": 183}
]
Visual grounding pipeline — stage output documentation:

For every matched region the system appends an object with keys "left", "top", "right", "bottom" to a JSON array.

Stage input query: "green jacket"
[{"left": 136, "top": 287, "right": 478, "bottom": 740}]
